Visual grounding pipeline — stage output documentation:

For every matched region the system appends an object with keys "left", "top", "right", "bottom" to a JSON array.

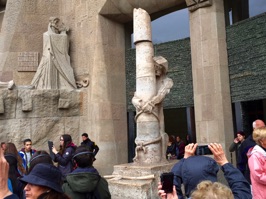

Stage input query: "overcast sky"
[{"left": 151, "top": 0, "right": 266, "bottom": 44}]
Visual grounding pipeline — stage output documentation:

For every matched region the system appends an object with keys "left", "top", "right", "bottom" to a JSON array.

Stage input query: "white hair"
[{"left": 253, "top": 121, "right": 256, "bottom": 129}]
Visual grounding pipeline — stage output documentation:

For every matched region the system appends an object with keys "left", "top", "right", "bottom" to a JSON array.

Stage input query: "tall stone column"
[
  {"left": 186, "top": 0, "right": 234, "bottom": 154},
  {"left": 133, "top": 8, "right": 161, "bottom": 164}
]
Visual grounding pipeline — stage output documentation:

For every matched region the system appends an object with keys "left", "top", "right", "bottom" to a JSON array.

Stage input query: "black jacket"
[
  {"left": 238, "top": 135, "right": 256, "bottom": 183},
  {"left": 80, "top": 139, "right": 99, "bottom": 156}
]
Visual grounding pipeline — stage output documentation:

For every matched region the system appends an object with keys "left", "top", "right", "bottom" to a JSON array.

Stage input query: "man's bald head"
[{"left": 252, "top": 119, "right": 265, "bottom": 129}]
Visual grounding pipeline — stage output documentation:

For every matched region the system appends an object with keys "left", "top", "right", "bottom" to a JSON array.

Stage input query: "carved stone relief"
[
  {"left": 17, "top": 52, "right": 38, "bottom": 72},
  {"left": 76, "top": 78, "right": 89, "bottom": 88},
  {"left": 31, "top": 17, "right": 77, "bottom": 90},
  {"left": 185, "top": 0, "right": 212, "bottom": 12}
]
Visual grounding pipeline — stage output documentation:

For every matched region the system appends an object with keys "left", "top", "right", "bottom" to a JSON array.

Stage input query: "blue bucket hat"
[{"left": 20, "top": 163, "right": 63, "bottom": 193}]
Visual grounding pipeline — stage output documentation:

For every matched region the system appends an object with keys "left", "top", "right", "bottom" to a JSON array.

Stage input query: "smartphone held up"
[
  {"left": 160, "top": 172, "right": 174, "bottom": 193},
  {"left": 195, "top": 145, "right": 212, "bottom": 155}
]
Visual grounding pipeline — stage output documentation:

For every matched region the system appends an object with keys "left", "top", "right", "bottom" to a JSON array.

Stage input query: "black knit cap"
[{"left": 237, "top": 131, "right": 245, "bottom": 137}]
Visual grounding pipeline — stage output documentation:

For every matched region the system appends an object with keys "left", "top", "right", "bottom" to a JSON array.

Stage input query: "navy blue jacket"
[
  {"left": 171, "top": 156, "right": 252, "bottom": 199},
  {"left": 54, "top": 145, "right": 76, "bottom": 178},
  {"left": 221, "top": 163, "right": 252, "bottom": 199},
  {"left": 171, "top": 156, "right": 219, "bottom": 199}
]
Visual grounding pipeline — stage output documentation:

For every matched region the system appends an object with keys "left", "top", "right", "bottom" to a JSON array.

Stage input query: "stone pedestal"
[{"left": 107, "top": 161, "right": 177, "bottom": 199}]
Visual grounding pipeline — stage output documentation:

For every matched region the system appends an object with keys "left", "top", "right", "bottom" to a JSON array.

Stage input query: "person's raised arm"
[
  {"left": 208, "top": 143, "right": 228, "bottom": 166},
  {"left": 208, "top": 143, "right": 252, "bottom": 199},
  {"left": 183, "top": 143, "right": 198, "bottom": 159}
]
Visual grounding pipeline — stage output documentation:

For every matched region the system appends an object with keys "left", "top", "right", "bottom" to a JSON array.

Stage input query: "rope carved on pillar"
[{"left": 133, "top": 135, "right": 162, "bottom": 162}]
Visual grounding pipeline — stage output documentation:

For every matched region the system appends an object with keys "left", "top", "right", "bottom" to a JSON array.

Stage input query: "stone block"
[
  {"left": 59, "top": 90, "right": 83, "bottom": 117},
  {"left": 22, "top": 95, "right": 32, "bottom": 112},
  {"left": 0, "top": 97, "right": 4, "bottom": 114},
  {"left": 0, "top": 90, "right": 17, "bottom": 119},
  {"left": 58, "top": 98, "right": 70, "bottom": 109},
  {"left": 107, "top": 161, "right": 177, "bottom": 199},
  {"left": 64, "top": 116, "right": 80, "bottom": 144},
  {"left": 0, "top": 71, "right": 13, "bottom": 82},
  {"left": 30, "top": 117, "right": 64, "bottom": 150}
]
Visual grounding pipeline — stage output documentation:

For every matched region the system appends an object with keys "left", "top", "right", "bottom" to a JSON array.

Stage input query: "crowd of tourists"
[
  {"left": 1, "top": 119, "right": 266, "bottom": 199},
  {"left": 0, "top": 133, "right": 110, "bottom": 199}
]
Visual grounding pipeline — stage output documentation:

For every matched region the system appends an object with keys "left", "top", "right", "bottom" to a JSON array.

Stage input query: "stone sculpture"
[
  {"left": 0, "top": 80, "right": 15, "bottom": 90},
  {"left": 132, "top": 8, "right": 173, "bottom": 164},
  {"left": 76, "top": 77, "right": 90, "bottom": 88},
  {"left": 31, "top": 17, "right": 77, "bottom": 90}
]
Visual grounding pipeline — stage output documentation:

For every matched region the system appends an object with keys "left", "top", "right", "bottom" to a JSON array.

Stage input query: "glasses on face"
[{"left": 60, "top": 139, "right": 64, "bottom": 141}]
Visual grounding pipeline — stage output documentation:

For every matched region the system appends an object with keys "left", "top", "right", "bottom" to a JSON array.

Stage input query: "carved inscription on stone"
[
  {"left": 185, "top": 0, "right": 212, "bottom": 12},
  {"left": 17, "top": 52, "right": 38, "bottom": 72}
]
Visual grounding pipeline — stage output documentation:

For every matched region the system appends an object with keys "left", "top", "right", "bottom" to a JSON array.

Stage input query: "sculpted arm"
[
  {"left": 141, "top": 78, "right": 173, "bottom": 113},
  {"left": 132, "top": 92, "right": 144, "bottom": 111},
  {"left": 151, "top": 77, "right": 173, "bottom": 105}
]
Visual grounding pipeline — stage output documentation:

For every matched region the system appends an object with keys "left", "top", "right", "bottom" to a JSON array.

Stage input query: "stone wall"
[
  {"left": 227, "top": 12, "right": 266, "bottom": 102},
  {"left": 0, "top": 89, "right": 82, "bottom": 150}
]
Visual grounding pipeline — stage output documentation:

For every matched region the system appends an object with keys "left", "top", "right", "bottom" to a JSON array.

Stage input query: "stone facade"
[
  {"left": 0, "top": 0, "right": 196, "bottom": 177},
  {"left": 0, "top": 2, "right": 264, "bottom": 198},
  {"left": 0, "top": 0, "right": 129, "bottom": 175}
]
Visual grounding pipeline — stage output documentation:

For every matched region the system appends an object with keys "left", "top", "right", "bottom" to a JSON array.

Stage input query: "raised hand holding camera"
[
  {"left": 184, "top": 143, "right": 198, "bottom": 158},
  {"left": 208, "top": 143, "right": 228, "bottom": 166}
]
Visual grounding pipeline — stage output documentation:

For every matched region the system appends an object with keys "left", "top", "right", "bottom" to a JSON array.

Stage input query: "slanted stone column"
[{"left": 186, "top": 0, "right": 234, "bottom": 154}]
